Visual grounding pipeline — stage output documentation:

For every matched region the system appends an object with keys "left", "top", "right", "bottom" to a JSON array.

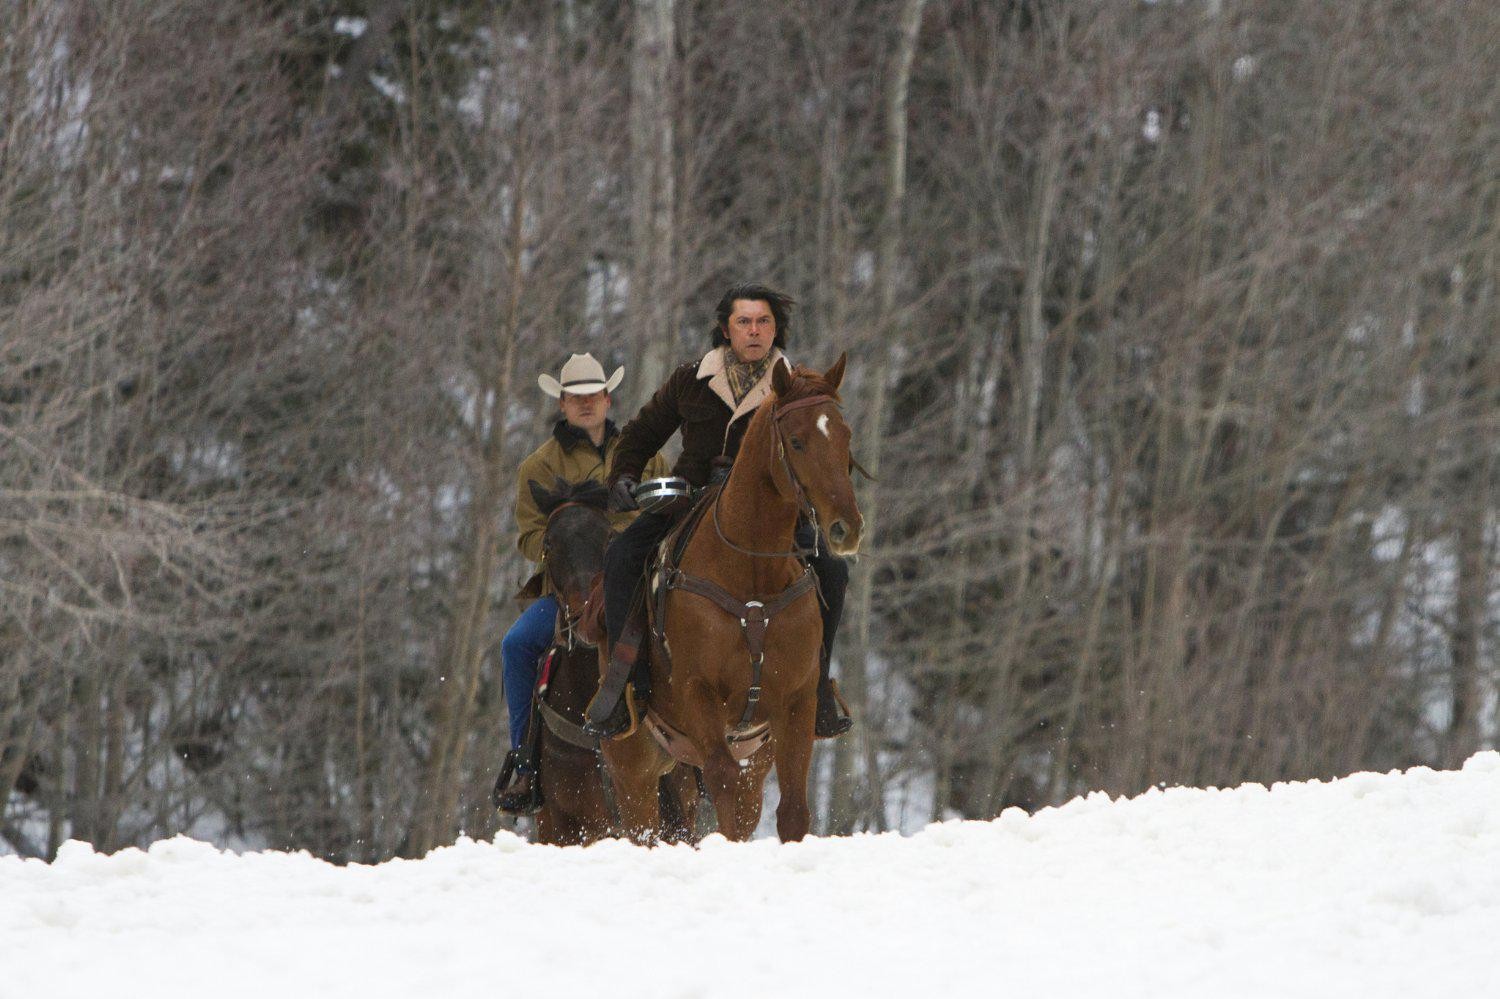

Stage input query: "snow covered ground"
[{"left": 4, "top": 755, "right": 1500, "bottom": 999}]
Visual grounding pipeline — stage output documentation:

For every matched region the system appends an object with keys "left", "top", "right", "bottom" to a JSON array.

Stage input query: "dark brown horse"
[
  {"left": 526, "top": 480, "right": 697, "bottom": 846},
  {"left": 602, "top": 356, "right": 862, "bottom": 842}
]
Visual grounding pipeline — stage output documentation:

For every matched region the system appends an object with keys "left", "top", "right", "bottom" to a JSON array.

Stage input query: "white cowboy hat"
[{"left": 538, "top": 353, "right": 624, "bottom": 398}]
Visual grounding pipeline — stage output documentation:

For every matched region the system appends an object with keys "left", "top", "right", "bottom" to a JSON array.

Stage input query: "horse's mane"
[{"left": 777, "top": 364, "right": 842, "bottom": 404}]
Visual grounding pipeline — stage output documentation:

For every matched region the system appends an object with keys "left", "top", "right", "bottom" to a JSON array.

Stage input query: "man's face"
[
  {"left": 559, "top": 389, "right": 610, "bottom": 434},
  {"left": 724, "top": 298, "right": 776, "bottom": 363}
]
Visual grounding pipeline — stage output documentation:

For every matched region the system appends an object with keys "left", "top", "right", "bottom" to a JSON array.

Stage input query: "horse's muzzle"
[{"left": 827, "top": 519, "right": 861, "bottom": 555}]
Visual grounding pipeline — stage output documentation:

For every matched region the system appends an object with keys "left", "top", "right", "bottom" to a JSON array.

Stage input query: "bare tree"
[{"left": 4, "top": 0, "right": 1495, "bottom": 859}]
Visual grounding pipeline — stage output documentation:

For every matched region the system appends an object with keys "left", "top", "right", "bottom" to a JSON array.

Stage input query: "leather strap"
[
  {"left": 667, "top": 567, "right": 817, "bottom": 727},
  {"left": 772, "top": 394, "right": 837, "bottom": 421},
  {"left": 537, "top": 698, "right": 598, "bottom": 751},
  {"left": 535, "top": 647, "right": 625, "bottom": 829},
  {"left": 595, "top": 752, "right": 621, "bottom": 828},
  {"left": 585, "top": 610, "right": 644, "bottom": 725}
]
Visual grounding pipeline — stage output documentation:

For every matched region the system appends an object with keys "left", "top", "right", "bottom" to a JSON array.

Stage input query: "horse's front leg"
[
  {"left": 600, "top": 730, "right": 663, "bottom": 845},
  {"left": 732, "top": 749, "right": 773, "bottom": 838},
  {"left": 770, "top": 684, "right": 818, "bottom": 842},
  {"left": 701, "top": 746, "right": 768, "bottom": 841},
  {"left": 535, "top": 806, "right": 585, "bottom": 847},
  {"left": 657, "top": 765, "right": 701, "bottom": 844},
  {"left": 701, "top": 744, "right": 744, "bottom": 839}
]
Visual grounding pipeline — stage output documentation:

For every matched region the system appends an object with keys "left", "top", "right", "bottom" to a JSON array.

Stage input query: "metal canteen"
[{"left": 632, "top": 476, "right": 693, "bottom": 515}]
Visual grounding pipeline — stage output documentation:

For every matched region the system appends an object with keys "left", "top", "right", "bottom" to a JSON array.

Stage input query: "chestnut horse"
[
  {"left": 526, "top": 480, "right": 697, "bottom": 845},
  {"left": 602, "top": 356, "right": 862, "bottom": 842}
]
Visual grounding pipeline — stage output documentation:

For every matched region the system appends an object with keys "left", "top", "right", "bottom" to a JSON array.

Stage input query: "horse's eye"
[{"left": 789, "top": 436, "right": 804, "bottom": 451}]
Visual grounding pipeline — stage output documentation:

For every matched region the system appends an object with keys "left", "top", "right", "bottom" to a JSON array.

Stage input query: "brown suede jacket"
[{"left": 609, "top": 347, "right": 791, "bottom": 489}]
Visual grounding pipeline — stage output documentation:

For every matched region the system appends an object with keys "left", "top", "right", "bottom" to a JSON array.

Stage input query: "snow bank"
[{"left": 4, "top": 755, "right": 1500, "bottom": 998}]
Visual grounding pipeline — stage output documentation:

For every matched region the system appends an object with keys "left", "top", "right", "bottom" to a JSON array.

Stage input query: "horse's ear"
[
  {"left": 771, "top": 358, "right": 795, "bottom": 397},
  {"left": 824, "top": 352, "right": 847, "bottom": 394},
  {"left": 528, "top": 479, "right": 558, "bottom": 515},
  {"left": 574, "top": 480, "right": 610, "bottom": 510}
]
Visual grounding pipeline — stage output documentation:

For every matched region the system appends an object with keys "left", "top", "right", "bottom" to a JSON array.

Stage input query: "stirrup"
[
  {"left": 815, "top": 679, "right": 853, "bottom": 739},
  {"left": 495, "top": 771, "right": 542, "bottom": 816},
  {"left": 492, "top": 750, "right": 542, "bottom": 814},
  {"left": 491, "top": 750, "right": 520, "bottom": 809},
  {"left": 583, "top": 684, "right": 642, "bottom": 740}
]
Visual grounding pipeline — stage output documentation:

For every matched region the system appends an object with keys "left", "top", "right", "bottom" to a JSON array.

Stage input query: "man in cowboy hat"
[
  {"left": 582, "top": 283, "right": 854, "bottom": 741},
  {"left": 494, "top": 353, "right": 668, "bottom": 814}
]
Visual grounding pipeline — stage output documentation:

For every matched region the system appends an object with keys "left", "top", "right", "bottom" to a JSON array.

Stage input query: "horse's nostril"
[{"left": 829, "top": 521, "right": 848, "bottom": 544}]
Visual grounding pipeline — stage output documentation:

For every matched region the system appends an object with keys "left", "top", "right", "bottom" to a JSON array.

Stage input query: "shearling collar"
[{"left": 696, "top": 346, "right": 789, "bottom": 424}]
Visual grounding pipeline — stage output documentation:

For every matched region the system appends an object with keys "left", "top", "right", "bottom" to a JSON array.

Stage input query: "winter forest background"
[{"left": 2, "top": 0, "right": 1496, "bottom": 862}]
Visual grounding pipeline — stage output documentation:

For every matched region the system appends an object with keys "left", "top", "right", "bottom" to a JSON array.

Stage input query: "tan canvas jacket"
[{"left": 513, "top": 420, "right": 669, "bottom": 596}]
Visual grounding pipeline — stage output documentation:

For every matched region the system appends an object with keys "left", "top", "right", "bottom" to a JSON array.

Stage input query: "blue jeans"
[{"left": 501, "top": 595, "right": 558, "bottom": 752}]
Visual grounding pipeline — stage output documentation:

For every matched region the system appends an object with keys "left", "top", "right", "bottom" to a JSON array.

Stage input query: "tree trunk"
[
  {"left": 829, "top": 0, "right": 926, "bottom": 835},
  {"left": 629, "top": 0, "right": 676, "bottom": 402},
  {"left": 1446, "top": 231, "right": 1497, "bottom": 769},
  {"left": 410, "top": 167, "right": 527, "bottom": 856}
]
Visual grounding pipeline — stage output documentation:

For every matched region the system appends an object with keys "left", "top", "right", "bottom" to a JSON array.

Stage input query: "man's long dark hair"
[{"left": 710, "top": 284, "right": 793, "bottom": 350}]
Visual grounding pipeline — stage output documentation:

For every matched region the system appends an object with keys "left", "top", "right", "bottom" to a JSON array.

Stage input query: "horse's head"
[
  {"left": 530, "top": 477, "right": 612, "bottom": 614},
  {"left": 769, "top": 354, "right": 863, "bottom": 556}
]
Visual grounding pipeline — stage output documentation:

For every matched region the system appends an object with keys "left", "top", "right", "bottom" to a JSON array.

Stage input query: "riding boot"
[
  {"left": 495, "top": 769, "right": 541, "bottom": 815},
  {"left": 493, "top": 748, "right": 542, "bottom": 815},
  {"left": 814, "top": 653, "right": 853, "bottom": 739},
  {"left": 496, "top": 685, "right": 545, "bottom": 815},
  {"left": 582, "top": 643, "right": 647, "bottom": 739},
  {"left": 582, "top": 680, "right": 631, "bottom": 738},
  {"left": 584, "top": 590, "right": 650, "bottom": 738}
]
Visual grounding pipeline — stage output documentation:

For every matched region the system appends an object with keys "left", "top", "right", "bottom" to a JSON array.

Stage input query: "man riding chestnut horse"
[{"left": 584, "top": 284, "right": 855, "bottom": 743}]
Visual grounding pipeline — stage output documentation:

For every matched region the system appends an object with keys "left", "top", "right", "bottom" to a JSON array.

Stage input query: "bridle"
[{"left": 710, "top": 392, "right": 841, "bottom": 560}]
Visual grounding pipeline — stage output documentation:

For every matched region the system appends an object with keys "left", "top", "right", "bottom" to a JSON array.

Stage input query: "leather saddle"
[{"left": 646, "top": 481, "right": 724, "bottom": 664}]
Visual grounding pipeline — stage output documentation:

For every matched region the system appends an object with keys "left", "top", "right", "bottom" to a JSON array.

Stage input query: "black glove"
[{"left": 608, "top": 476, "right": 639, "bottom": 512}]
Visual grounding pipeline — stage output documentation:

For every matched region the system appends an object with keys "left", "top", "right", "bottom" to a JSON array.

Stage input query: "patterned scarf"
[{"left": 724, "top": 352, "right": 773, "bottom": 405}]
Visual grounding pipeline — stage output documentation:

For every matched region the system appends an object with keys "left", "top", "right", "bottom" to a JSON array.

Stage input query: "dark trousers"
[
  {"left": 602, "top": 512, "right": 848, "bottom": 665},
  {"left": 602, "top": 512, "right": 673, "bottom": 645}
]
